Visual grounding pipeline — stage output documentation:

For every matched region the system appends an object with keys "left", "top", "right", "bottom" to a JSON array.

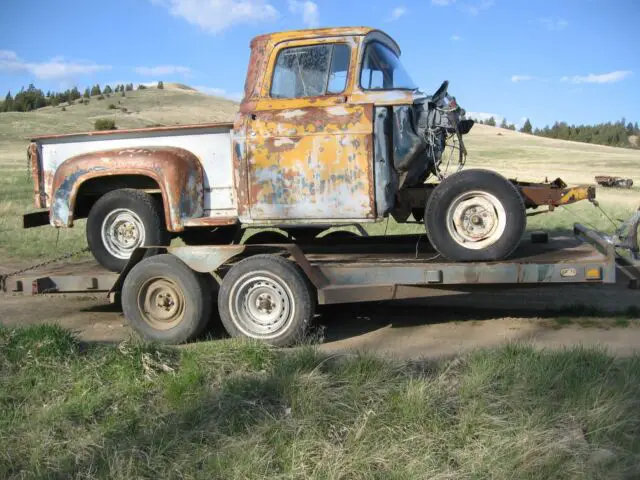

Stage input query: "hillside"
[{"left": 0, "top": 87, "right": 638, "bottom": 260}]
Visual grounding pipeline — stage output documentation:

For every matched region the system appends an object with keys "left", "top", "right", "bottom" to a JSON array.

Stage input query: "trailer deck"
[{"left": 2, "top": 225, "right": 624, "bottom": 299}]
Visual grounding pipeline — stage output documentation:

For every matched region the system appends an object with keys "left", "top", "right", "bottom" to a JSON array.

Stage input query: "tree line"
[
  {"left": 475, "top": 116, "right": 640, "bottom": 149},
  {"left": 0, "top": 81, "right": 164, "bottom": 112}
]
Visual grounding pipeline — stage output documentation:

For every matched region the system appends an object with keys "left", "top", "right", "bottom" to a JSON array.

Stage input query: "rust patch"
[
  {"left": 245, "top": 102, "right": 375, "bottom": 221},
  {"left": 517, "top": 180, "right": 595, "bottom": 208},
  {"left": 28, "top": 142, "right": 45, "bottom": 208},
  {"left": 49, "top": 147, "right": 204, "bottom": 231}
]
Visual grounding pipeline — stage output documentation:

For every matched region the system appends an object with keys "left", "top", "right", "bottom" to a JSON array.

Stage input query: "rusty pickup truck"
[{"left": 25, "top": 27, "right": 594, "bottom": 272}]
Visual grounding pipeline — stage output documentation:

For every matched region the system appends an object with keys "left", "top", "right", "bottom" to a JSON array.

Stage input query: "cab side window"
[{"left": 271, "top": 44, "right": 350, "bottom": 99}]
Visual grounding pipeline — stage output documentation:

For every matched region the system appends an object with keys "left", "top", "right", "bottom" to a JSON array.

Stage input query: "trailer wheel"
[
  {"left": 121, "top": 254, "right": 212, "bottom": 343},
  {"left": 87, "top": 189, "right": 170, "bottom": 272},
  {"left": 218, "top": 255, "right": 314, "bottom": 347},
  {"left": 425, "top": 169, "right": 526, "bottom": 261}
]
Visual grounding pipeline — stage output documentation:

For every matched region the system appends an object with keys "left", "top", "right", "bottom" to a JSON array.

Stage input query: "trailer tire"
[
  {"left": 425, "top": 169, "right": 526, "bottom": 261},
  {"left": 218, "top": 255, "right": 314, "bottom": 347},
  {"left": 87, "top": 189, "right": 170, "bottom": 272},
  {"left": 121, "top": 254, "right": 212, "bottom": 343}
]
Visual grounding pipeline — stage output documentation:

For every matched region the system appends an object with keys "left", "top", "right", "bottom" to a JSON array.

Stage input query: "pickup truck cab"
[{"left": 26, "top": 27, "right": 593, "bottom": 271}]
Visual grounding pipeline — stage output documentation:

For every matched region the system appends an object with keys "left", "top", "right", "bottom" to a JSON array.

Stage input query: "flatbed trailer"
[{"left": 2, "top": 222, "right": 639, "bottom": 346}]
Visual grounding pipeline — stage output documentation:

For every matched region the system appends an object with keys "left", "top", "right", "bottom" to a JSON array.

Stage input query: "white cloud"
[
  {"left": 432, "top": 0, "right": 454, "bottom": 5},
  {"left": 134, "top": 65, "right": 192, "bottom": 76},
  {"left": 288, "top": 1, "right": 319, "bottom": 28},
  {"left": 537, "top": 17, "right": 568, "bottom": 31},
  {"left": 0, "top": 51, "right": 110, "bottom": 80},
  {"left": 389, "top": 6, "right": 407, "bottom": 21},
  {"left": 195, "top": 85, "right": 243, "bottom": 101},
  {"left": 151, "top": 0, "right": 279, "bottom": 34},
  {"left": 560, "top": 70, "right": 632, "bottom": 84},
  {"left": 458, "top": 0, "right": 493, "bottom": 15},
  {"left": 467, "top": 111, "right": 505, "bottom": 125},
  {"left": 0, "top": 50, "right": 18, "bottom": 60},
  {"left": 451, "top": 34, "right": 462, "bottom": 41},
  {"left": 511, "top": 75, "right": 533, "bottom": 83}
]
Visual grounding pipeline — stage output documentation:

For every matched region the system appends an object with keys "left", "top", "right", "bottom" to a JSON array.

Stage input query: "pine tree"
[
  {"left": 3, "top": 91, "right": 13, "bottom": 112},
  {"left": 126, "top": 83, "right": 133, "bottom": 91},
  {"left": 157, "top": 81, "right": 164, "bottom": 89},
  {"left": 83, "top": 88, "right": 90, "bottom": 99},
  {"left": 91, "top": 84, "right": 102, "bottom": 96},
  {"left": 70, "top": 87, "right": 81, "bottom": 101},
  {"left": 520, "top": 118, "right": 533, "bottom": 134},
  {"left": 103, "top": 85, "right": 113, "bottom": 94},
  {"left": 500, "top": 118, "right": 508, "bottom": 129},
  {"left": 486, "top": 117, "right": 496, "bottom": 127}
]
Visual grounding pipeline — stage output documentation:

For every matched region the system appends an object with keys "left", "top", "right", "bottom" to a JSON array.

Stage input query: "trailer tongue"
[{"left": 3, "top": 215, "right": 639, "bottom": 346}]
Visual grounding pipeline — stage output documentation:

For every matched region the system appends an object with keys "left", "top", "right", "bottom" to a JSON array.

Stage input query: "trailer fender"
[
  {"left": 50, "top": 147, "right": 204, "bottom": 231},
  {"left": 109, "top": 244, "right": 329, "bottom": 299}
]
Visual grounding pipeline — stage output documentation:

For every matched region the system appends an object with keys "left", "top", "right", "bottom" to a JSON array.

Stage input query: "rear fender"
[{"left": 50, "top": 147, "right": 204, "bottom": 232}]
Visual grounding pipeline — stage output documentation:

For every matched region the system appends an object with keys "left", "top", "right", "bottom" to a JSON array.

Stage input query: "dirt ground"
[{"left": 1, "top": 280, "right": 638, "bottom": 359}]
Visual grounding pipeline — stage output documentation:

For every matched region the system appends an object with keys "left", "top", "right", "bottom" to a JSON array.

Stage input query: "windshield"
[{"left": 360, "top": 42, "right": 416, "bottom": 90}]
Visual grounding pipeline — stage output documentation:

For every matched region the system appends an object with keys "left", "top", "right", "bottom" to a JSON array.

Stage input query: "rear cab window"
[{"left": 270, "top": 44, "right": 351, "bottom": 99}]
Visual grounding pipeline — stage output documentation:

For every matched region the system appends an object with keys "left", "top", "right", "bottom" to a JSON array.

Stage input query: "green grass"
[{"left": 1, "top": 324, "right": 640, "bottom": 479}]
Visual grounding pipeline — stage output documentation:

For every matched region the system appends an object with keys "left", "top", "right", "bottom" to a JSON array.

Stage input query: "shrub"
[
  {"left": 108, "top": 103, "right": 117, "bottom": 110},
  {"left": 157, "top": 81, "right": 164, "bottom": 89},
  {"left": 138, "top": 84, "right": 147, "bottom": 90},
  {"left": 97, "top": 95, "right": 105, "bottom": 100},
  {"left": 94, "top": 118, "right": 117, "bottom": 131},
  {"left": 61, "top": 106, "right": 66, "bottom": 111}
]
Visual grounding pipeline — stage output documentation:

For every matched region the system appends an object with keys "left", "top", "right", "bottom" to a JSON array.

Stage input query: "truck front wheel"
[
  {"left": 425, "top": 169, "right": 526, "bottom": 262},
  {"left": 87, "top": 189, "right": 170, "bottom": 272}
]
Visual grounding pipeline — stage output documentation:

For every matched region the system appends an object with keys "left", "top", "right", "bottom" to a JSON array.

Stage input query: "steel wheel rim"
[
  {"left": 445, "top": 190, "right": 507, "bottom": 250},
  {"left": 137, "top": 277, "right": 186, "bottom": 330},
  {"left": 229, "top": 271, "right": 295, "bottom": 339},
  {"left": 101, "top": 208, "right": 145, "bottom": 259}
]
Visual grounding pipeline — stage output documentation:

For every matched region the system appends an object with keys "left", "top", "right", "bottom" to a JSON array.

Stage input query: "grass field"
[
  {"left": 0, "top": 85, "right": 638, "bottom": 262},
  {"left": 1, "top": 324, "right": 639, "bottom": 479}
]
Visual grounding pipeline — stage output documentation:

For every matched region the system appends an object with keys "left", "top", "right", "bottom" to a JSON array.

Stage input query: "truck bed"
[{"left": 33, "top": 122, "right": 236, "bottom": 218}]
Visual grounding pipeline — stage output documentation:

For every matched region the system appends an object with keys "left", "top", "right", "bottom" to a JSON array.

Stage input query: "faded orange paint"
[{"left": 245, "top": 95, "right": 375, "bottom": 221}]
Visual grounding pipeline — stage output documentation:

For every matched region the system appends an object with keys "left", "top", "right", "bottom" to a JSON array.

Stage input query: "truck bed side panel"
[{"left": 38, "top": 126, "right": 236, "bottom": 218}]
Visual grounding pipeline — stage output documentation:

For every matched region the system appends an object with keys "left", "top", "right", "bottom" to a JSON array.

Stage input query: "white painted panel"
[{"left": 40, "top": 129, "right": 235, "bottom": 214}]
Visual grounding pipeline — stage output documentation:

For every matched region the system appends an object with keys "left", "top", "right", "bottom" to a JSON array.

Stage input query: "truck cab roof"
[{"left": 250, "top": 27, "right": 400, "bottom": 53}]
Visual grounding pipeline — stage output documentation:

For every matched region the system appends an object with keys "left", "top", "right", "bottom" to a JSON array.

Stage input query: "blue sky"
[{"left": 1, "top": 0, "right": 638, "bottom": 128}]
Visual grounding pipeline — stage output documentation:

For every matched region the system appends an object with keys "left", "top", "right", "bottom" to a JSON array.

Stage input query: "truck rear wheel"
[
  {"left": 87, "top": 189, "right": 170, "bottom": 272},
  {"left": 425, "top": 169, "right": 526, "bottom": 261},
  {"left": 121, "top": 254, "right": 213, "bottom": 343},
  {"left": 218, "top": 255, "right": 314, "bottom": 347}
]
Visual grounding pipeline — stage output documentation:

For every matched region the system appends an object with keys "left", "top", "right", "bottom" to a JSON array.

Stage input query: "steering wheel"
[{"left": 431, "top": 80, "right": 449, "bottom": 105}]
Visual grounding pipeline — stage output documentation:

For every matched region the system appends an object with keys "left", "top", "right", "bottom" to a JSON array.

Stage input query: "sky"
[{"left": 1, "top": 0, "right": 639, "bottom": 129}]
